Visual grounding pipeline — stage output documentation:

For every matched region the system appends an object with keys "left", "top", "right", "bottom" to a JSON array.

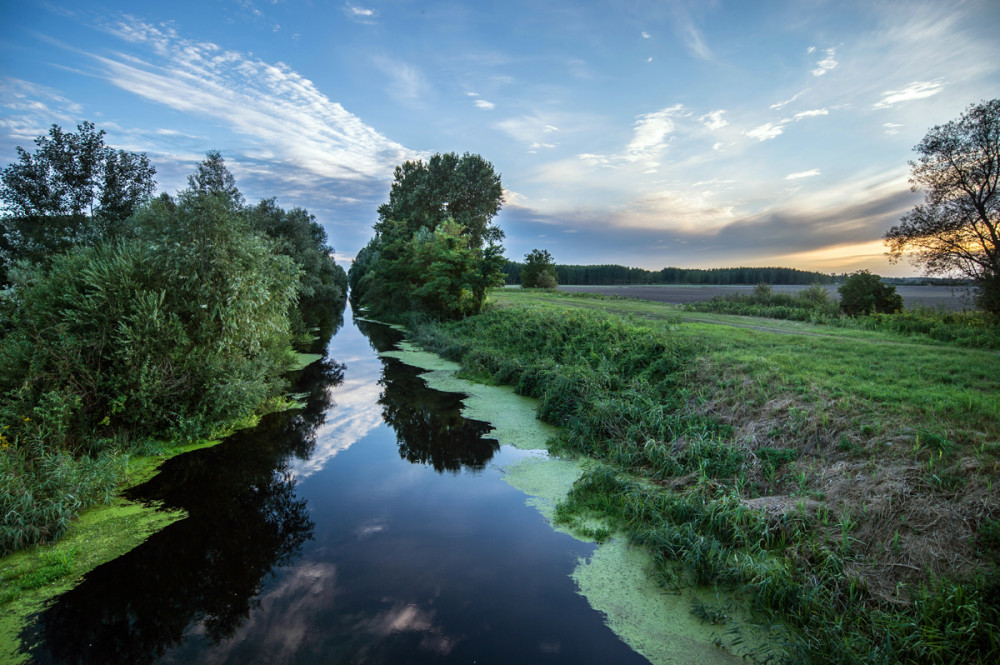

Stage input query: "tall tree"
[
  {"left": 375, "top": 152, "right": 504, "bottom": 248},
  {"left": 187, "top": 150, "right": 244, "bottom": 207},
  {"left": 0, "top": 122, "right": 156, "bottom": 282},
  {"left": 351, "top": 152, "right": 505, "bottom": 319},
  {"left": 885, "top": 99, "right": 1000, "bottom": 314}
]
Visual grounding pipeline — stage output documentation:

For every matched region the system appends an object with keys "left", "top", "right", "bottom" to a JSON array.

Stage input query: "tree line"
[
  {"left": 0, "top": 123, "right": 347, "bottom": 554},
  {"left": 502, "top": 262, "right": 836, "bottom": 286}
]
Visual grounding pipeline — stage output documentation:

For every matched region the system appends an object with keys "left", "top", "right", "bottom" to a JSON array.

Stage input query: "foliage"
[
  {"left": 245, "top": 198, "right": 347, "bottom": 344},
  {"left": 0, "top": 122, "right": 156, "bottom": 284},
  {"left": 186, "top": 149, "right": 244, "bottom": 207},
  {"left": 350, "top": 152, "right": 506, "bottom": 320},
  {"left": 0, "top": 147, "right": 346, "bottom": 555},
  {"left": 375, "top": 152, "right": 504, "bottom": 247},
  {"left": 885, "top": 99, "right": 1000, "bottom": 315},
  {"left": 838, "top": 270, "right": 903, "bottom": 316},
  {"left": 520, "top": 248, "right": 558, "bottom": 289}
]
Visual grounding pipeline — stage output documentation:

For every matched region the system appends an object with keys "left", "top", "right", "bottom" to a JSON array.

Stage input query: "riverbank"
[
  {"left": 0, "top": 352, "right": 324, "bottom": 664},
  {"left": 376, "top": 333, "right": 746, "bottom": 663},
  {"left": 410, "top": 288, "right": 1000, "bottom": 664}
]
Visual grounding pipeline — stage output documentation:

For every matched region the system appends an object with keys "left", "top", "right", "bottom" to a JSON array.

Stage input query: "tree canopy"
[
  {"left": 187, "top": 149, "right": 245, "bottom": 207},
  {"left": 0, "top": 121, "right": 156, "bottom": 283},
  {"left": 885, "top": 99, "right": 1000, "bottom": 314},
  {"left": 351, "top": 152, "right": 506, "bottom": 320},
  {"left": 375, "top": 152, "right": 504, "bottom": 248},
  {"left": 0, "top": 129, "right": 347, "bottom": 553},
  {"left": 520, "top": 249, "right": 558, "bottom": 289}
]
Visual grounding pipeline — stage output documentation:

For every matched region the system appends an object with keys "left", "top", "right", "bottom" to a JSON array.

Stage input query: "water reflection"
[
  {"left": 356, "top": 317, "right": 500, "bottom": 473},
  {"left": 25, "top": 355, "right": 345, "bottom": 665}
]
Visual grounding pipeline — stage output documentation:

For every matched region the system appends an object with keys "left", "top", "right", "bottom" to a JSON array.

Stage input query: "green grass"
[{"left": 411, "top": 287, "right": 1000, "bottom": 664}]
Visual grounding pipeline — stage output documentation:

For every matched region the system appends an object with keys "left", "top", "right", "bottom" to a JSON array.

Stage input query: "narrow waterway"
[{"left": 23, "top": 306, "right": 652, "bottom": 664}]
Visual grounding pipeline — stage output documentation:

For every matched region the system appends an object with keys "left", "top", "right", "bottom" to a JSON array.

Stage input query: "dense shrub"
[
  {"left": 838, "top": 270, "right": 903, "bottom": 315},
  {"left": 0, "top": 193, "right": 302, "bottom": 553}
]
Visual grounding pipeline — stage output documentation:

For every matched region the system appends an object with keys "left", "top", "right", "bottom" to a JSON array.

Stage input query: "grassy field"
[
  {"left": 414, "top": 288, "right": 1000, "bottom": 664},
  {"left": 550, "top": 284, "right": 976, "bottom": 311}
]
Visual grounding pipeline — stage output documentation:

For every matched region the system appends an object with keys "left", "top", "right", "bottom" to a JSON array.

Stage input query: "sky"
[{"left": 2, "top": 0, "right": 999, "bottom": 275}]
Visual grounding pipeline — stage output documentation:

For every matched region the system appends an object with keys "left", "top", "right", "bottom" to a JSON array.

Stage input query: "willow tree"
[{"left": 885, "top": 99, "right": 1000, "bottom": 314}]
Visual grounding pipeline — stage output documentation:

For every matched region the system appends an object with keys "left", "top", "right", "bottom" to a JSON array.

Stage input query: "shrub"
[{"left": 838, "top": 270, "right": 903, "bottom": 316}]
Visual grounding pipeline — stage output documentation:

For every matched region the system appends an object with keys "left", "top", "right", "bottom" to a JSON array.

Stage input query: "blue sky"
[{"left": 2, "top": 1, "right": 999, "bottom": 275}]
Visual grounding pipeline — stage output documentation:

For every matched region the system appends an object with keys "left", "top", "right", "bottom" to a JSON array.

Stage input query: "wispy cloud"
[
  {"left": 811, "top": 47, "right": 838, "bottom": 76},
  {"left": 785, "top": 169, "right": 821, "bottom": 180},
  {"left": 671, "top": 4, "right": 711, "bottom": 60},
  {"left": 497, "top": 114, "right": 575, "bottom": 151},
  {"left": 0, "top": 77, "right": 83, "bottom": 142},
  {"left": 700, "top": 109, "right": 728, "bottom": 131},
  {"left": 94, "top": 18, "right": 414, "bottom": 184},
  {"left": 770, "top": 91, "right": 804, "bottom": 110},
  {"left": 474, "top": 99, "right": 495, "bottom": 110},
  {"left": 577, "top": 104, "right": 685, "bottom": 170},
  {"left": 872, "top": 79, "right": 945, "bottom": 109},
  {"left": 641, "top": 31, "right": 651, "bottom": 39},
  {"left": 344, "top": 3, "right": 378, "bottom": 24},
  {"left": 746, "top": 121, "right": 787, "bottom": 142},
  {"left": 745, "top": 109, "right": 830, "bottom": 142},
  {"left": 373, "top": 56, "right": 430, "bottom": 106},
  {"left": 626, "top": 105, "right": 682, "bottom": 158},
  {"left": 883, "top": 122, "right": 903, "bottom": 135}
]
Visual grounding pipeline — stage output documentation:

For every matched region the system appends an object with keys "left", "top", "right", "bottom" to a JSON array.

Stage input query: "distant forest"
[{"left": 502, "top": 262, "right": 837, "bottom": 286}]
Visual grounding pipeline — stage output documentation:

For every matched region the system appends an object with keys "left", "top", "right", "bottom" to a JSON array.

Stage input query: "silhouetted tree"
[{"left": 885, "top": 99, "right": 1000, "bottom": 314}]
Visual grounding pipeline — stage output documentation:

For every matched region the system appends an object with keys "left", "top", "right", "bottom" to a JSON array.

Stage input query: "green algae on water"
[
  {"left": 380, "top": 333, "right": 745, "bottom": 665},
  {"left": 381, "top": 341, "right": 559, "bottom": 450},
  {"left": 0, "top": 497, "right": 185, "bottom": 664},
  {"left": 572, "top": 539, "right": 742, "bottom": 665}
]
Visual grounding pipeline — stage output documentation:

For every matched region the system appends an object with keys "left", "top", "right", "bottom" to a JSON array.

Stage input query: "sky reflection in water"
[{"left": 26, "top": 308, "right": 648, "bottom": 665}]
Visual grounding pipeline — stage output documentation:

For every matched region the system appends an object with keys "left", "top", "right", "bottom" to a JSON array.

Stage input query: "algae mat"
[
  {"left": 0, "top": 497, "right": 185, "bottom": 664},
  {"left": 380, "top": 337, "right": 740, "bottom": 664}
]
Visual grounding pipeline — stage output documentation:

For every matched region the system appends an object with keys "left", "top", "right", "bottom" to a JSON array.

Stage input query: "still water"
[{"left": 25, "top": 307, "right": 650, "bottom": 664}]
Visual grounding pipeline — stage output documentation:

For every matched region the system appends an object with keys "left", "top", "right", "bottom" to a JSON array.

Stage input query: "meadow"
[{"left": 413, "top": 288, "right": 1000, "bottom": 664}]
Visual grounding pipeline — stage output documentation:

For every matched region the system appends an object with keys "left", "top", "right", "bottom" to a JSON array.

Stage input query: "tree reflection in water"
[
  {"left": 25, "top": 350, "right": 345, "bottom": 665},
  {"left": 356, "top": 317, "right": 500, "bottom": 474}
]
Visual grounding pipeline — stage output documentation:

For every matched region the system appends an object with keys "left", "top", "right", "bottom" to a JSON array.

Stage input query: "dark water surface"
[{"left": 25, "top": 307, "right": 648, "bottom": 665}]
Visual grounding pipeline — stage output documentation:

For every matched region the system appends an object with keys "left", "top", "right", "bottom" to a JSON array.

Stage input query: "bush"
[
  {"left": 838, "top": 270, "right": 903, "bottom": 316},
  {"left": 0, "top": 193, "right": 303, "bottom": 553}
]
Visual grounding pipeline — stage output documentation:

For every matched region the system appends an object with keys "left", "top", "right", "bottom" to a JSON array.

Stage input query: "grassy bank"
[{"left": 412, "top": 288, "right": 1000, "bottom": 664}]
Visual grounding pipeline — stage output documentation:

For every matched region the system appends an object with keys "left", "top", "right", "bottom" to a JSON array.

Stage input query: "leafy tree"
[
  {"left": 521, "top": 248, "right": 558, "bottom": 289},
  {"left": 885, "top": 99, "right": 1000, "bottom": 314},
  {"left": 186, "top": 149, "right": 244, "bottom": 207},
  {"left": 838, "top": 270, "right": 903, "bottom": 316},
  {"left": 245, "top": 198, "right": 348, "bottom": 343},
  {"left": 351, "top": 152, "right": 506, "bottom": 319},
  {"left": 0, "top": 122, "right": 156, "bottom": 282},
  {"left": 375, "top": 152, "right": 504, "bottom": 248}
]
